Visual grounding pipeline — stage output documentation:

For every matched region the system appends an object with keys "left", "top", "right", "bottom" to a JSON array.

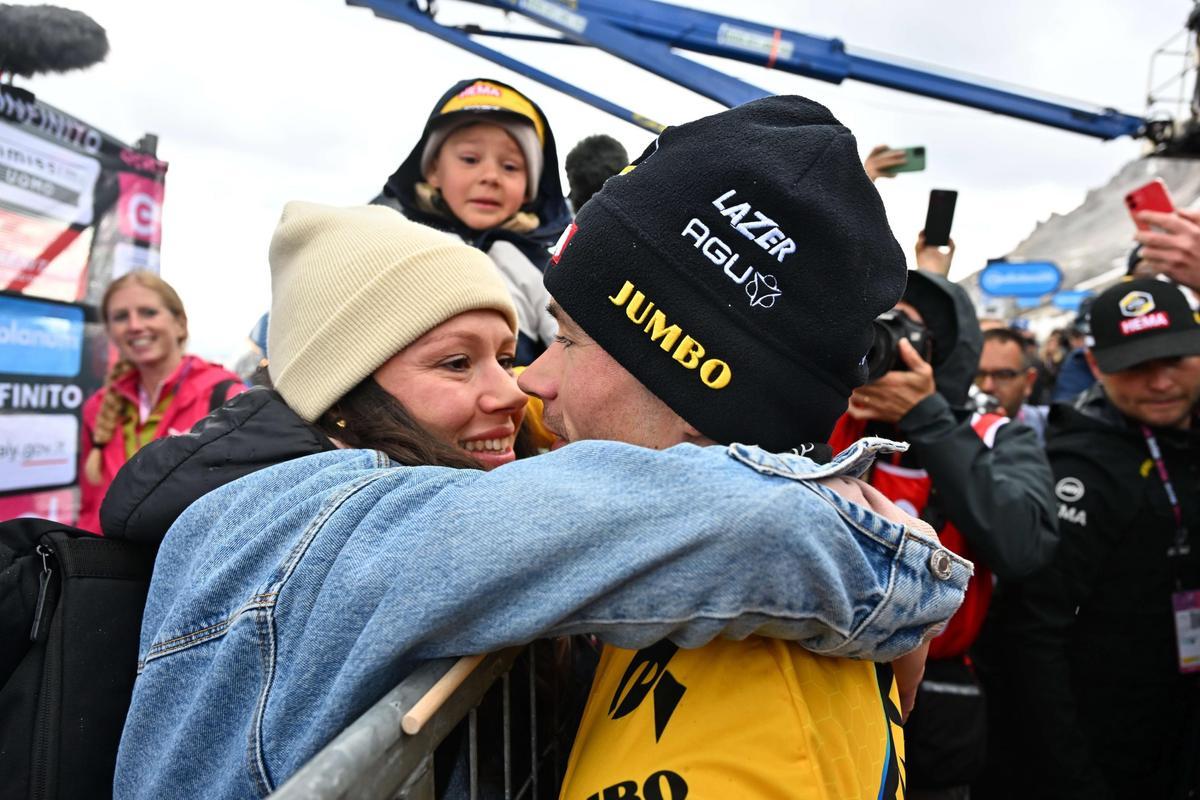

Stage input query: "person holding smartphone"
[{"left": 1134, "top": 205, "right": 1200, "bottom": 292}]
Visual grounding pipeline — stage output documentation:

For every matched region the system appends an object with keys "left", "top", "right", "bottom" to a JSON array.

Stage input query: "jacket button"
[{"left": 928, "top": 550, "right": 954, "bottom": 580}]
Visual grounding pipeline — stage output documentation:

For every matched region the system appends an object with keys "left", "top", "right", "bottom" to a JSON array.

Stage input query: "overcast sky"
[{"left": 15, "top": 0, "right": 1193, "bottom": 363}]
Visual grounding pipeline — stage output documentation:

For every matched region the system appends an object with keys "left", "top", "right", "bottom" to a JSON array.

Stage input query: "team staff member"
[{"left": 1010, "top": 279, "right": 1200, "bottom": 799}]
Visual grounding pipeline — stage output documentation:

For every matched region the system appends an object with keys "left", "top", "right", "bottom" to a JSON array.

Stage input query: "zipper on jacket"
[
  {"left": 30, "top": 542, "right": 59, "bottom": 800},
  {"left": 29, "top": 544, "right": 53, "bottom": 641}
]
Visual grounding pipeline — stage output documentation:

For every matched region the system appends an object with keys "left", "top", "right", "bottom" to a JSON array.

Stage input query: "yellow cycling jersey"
[{"left": 560, "top": 636, "right": 905, "bottom": 800}]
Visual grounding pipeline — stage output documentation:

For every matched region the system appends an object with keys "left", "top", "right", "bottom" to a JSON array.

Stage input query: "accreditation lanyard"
[
  {"left": 1144, "top": 425, "right": 1200, "bottom": 674},
  {"left": 1140, "top": 425, "right": 1190, "bottom": 559}
]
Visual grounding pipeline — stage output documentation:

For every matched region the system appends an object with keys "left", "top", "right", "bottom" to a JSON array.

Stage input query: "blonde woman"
[{"left": 79, "top": 271, "right": 242, "bottom": 533}]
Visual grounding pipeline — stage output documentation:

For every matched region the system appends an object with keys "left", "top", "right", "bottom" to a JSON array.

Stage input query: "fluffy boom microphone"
[{"left": 0, "top": 4, "right": 108, "bottom": 78}]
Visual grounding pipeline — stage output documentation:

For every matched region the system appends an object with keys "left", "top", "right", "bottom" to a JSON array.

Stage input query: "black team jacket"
[{"left": 1008, "top": 384, "right": 1200, "bottom": 799}]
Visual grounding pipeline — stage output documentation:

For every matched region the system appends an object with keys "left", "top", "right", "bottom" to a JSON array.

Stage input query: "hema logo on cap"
[
  {"left": 1120, "top": 311, "right": 1170, "bottom": 335},
  {"left": 456, "top": 82, "right": 502, "bottom": 99}
]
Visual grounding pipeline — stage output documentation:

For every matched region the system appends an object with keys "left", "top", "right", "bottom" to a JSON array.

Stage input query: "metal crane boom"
[{"left": 350, "top": 0, "right": 1150, "bottom": 141}]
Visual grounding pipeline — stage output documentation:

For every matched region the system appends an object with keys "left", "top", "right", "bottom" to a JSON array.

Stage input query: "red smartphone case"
[{"left": 1125, "top": 179, "right": 1175, "bottom": 231}]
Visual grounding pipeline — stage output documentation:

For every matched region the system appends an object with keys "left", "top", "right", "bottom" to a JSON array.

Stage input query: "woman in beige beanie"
[{"left": 262, "top": 201, "right": 529, "bottom": 470}]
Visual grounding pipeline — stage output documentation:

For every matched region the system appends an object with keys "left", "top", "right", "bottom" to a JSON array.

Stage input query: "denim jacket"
[{"left": 115, "top": 438, "right": 971, "bottom": 799}]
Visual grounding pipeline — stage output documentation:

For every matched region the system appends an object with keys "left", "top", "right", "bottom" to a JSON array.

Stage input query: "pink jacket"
[{"left": 78, "top": 355, "right": 244, "bottom": 534}]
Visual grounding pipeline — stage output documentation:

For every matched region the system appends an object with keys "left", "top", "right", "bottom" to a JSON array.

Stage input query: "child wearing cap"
[{"left": 372, "top": 78, "right": 571, "bottom": 364}]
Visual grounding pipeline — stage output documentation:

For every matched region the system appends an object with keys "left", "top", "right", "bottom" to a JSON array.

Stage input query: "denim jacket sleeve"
[{"left": 145, "top": 438, "right": 969, "bottom": 674}]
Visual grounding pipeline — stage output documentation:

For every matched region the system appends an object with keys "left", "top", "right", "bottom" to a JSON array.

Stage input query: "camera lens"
[
  {"left": 865, "top": 310, "right": 932, "bottom": 382},
  {"left": 865, "top": 318, "right": 900, "bottom": 382}
]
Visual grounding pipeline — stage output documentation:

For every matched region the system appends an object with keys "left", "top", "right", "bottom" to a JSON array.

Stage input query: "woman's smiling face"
[
  {"left": 104, "top": 283, "right": 187, "bottom": 372},
  {"left": 373, "top": 309, "right": 528, "bottom": 469}
]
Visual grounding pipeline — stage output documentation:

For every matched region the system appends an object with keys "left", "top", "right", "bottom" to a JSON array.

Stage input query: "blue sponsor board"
[
  {"left": 979, "top": 260, "right": 1063, "bottom": 298},
  {"left": 0, "top": 295, "right": 85, "bottom": 378},
  {"left": 1052, "top": 290, "right": 1093, "bottom": 311}
]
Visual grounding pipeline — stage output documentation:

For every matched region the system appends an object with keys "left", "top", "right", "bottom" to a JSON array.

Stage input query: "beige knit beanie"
[{"left": 267, "top": 201, "right": 518, "bottom": 422}]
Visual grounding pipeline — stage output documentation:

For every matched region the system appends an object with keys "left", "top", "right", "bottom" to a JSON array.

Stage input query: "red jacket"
[{"left": 78, "top": 355, "right": 243, "bottom": 534}]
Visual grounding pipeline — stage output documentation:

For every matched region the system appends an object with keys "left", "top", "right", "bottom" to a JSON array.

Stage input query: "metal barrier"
[{"left": 271, "top": 642, "right": 576, "bottom": 800}]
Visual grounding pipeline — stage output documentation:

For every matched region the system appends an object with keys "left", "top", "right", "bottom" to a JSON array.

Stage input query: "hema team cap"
[
  {"left": 419, "top": 80, "right": 545, "bottom": 200},
  {"left": 545, "top": 95, "right": 908, "bottom": 451},
  {"left": 1088, "top": 278, "right": 1200, "bottom": 373}
]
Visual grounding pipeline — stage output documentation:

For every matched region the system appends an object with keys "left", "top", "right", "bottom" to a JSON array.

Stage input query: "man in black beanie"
[{"left": 520, "top": 95, "right": 922, "bottom": 799}]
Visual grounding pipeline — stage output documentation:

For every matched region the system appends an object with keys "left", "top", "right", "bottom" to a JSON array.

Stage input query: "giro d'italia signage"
[
  {"left": 0, "top": 85, "right": 167, "bottom": 523},
  {"left": 0, "top": 293, "right": 88, "bottom": 504},
  {"left": 978, "top": 260, "right": 1063, "bottom": 298}
]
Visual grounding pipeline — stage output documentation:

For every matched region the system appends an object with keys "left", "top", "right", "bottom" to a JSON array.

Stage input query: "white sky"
[{"left": 15, "top": 0, "right": 1192, "bottom": 363}]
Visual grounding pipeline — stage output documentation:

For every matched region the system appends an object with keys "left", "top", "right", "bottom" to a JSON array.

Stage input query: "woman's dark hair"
[{"left": 312, "top": 377, "right": 538, "bottom": 468}]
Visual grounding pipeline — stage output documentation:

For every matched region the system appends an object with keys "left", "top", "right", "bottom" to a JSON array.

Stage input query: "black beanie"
[{"left": 545, "top": 95, "right": 907, "bottom": 451}]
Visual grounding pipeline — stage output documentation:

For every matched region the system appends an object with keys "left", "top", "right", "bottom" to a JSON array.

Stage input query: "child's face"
[{"left": 426, "top": 122, "right": 529, "bottom": 231}]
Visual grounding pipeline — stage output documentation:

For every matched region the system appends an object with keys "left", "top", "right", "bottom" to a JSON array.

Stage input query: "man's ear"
[
  {"left": 1083, "top": 349, "right": 1104, "bottom": 381},
  {"left": 1023, "top": 367, "right": 1038, "bottom": 399}
]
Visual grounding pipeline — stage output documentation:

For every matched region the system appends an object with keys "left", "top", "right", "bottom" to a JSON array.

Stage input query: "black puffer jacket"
[
  {"left": 1007, "top": 385, "right": 1200, "bottom": 800},
  {"left": 100, "top": 388, "right": 334, "bottom": 542}
]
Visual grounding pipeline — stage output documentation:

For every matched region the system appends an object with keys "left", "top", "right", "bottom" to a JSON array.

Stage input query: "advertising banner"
[
  {"left": 0, "top": 293, "right": 89, "bottom": 499},
  {"left": 0, "top": 294, "right": 85, "bottom": 377},
  {"left": 0, "top": 86, "right": 167, "bottom": 524},
  {"left": 0, "top": 412, "right": 78, "bottom": 492},
  {"left": 0, "top": 121, "right": 100, "bottom": 225},
  {"left": 0, "top": 206, "right": 93, "bottom": 302}
]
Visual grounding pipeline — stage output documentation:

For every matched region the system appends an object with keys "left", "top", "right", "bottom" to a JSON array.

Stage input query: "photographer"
[{"left": 830, "top": 261, "right": 1057, "bottom": 799}]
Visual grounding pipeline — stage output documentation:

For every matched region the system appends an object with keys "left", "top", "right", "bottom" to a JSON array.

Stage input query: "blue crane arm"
[
  {"left": 348, "top": 0, "right": 668, "bottom": 134},
  {"left": 353, "top": 0, "right": 769, "bottom": 112},
  {"left": 553, "top": 0, "right": 1146, "bottom": 140},
  {"left": 350, "top": 0, "right": 1148, "bottom": 141}
]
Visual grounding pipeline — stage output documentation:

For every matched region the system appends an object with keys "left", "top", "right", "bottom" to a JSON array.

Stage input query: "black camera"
[{"left": 865, "top": 309, "right": 933, "bottom": 381}]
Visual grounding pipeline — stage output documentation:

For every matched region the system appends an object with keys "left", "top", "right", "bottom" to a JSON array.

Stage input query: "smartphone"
[
  {"left": 924, "top": 189, "right": 958, "bottom": 247},
  {"left": 883, "top": 146, "right": 925, "bottom": 174},
  {"left": 1125, "top": 179, "right": 1174, "bottom": 231}
]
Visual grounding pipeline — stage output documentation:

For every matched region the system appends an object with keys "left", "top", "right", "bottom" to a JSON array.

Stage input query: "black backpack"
[{"left": 0, "top": 518, "right": 155, "bottom": 800}]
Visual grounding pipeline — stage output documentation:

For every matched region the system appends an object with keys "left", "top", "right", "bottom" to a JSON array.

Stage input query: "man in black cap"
[
  {"left": 1010, "top": 278, "right": 1200, "bottom": 799},
  {"left": 520, "top": 94, "right": 946, "bottom": 799}
]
